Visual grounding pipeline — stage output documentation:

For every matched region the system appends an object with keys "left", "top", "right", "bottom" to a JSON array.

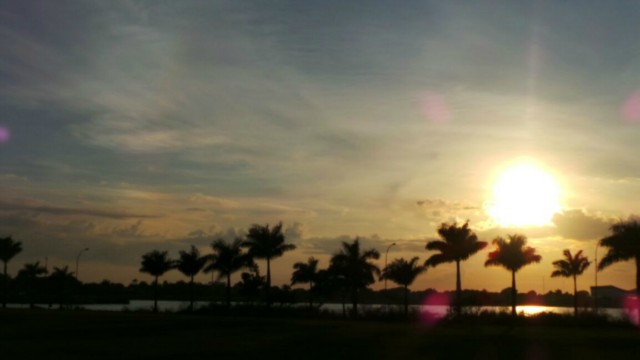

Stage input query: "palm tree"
[
  {"left": 598, "top": 220, "right": 640, "bottom": 316},
  {"left": 485, "top": 234, "right": 541, "bottom": 316},
  {"left": 381, "top": 257, "right": 427, "bottom": 317},
  {"left": 176, "top": 245, "right": 207, "bottom": 311},
  {"left": 17, "top": 261, "right": 48, "bottom": 308},
  {"left": 424, "top": 221, "right": 487, "bottom": 315},
  {"left": 139, "top": 250, "right": 174, "bottom": 312},
  {"left": 320, "top": 265, "right": 350, "bottom": 317},
  {"left": 330, "top": 238, "right": 380, "bottom": 317},
  {"left": 0, "top": 236, "right": 23, "bottom": 308},
  {"left": 205, "top": 238, "right": 253, "bottom": 307},
  {"left": 48, "top": 266, "right": 77, "bottom": 309},
  {"left": 243, "top": 222, "right": 296, "bottom": 305},
  {"left": 291, "top": 257, "right": 319, "bottom": 308},
  {"left": 550, "top": 249, "right": 591, "bottom": 317}
]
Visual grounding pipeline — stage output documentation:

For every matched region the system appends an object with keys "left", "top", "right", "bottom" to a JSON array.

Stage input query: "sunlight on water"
[
  {"left": 518, "top": 305, "right": 548, "bottom": 316},
  {"left": 0, "top": 126, "right": 9, "bottom": 143}
]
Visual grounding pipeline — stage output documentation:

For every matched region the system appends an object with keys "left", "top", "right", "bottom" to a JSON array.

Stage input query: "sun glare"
[{"left": 488, "top": 162, "right": 562, "bottom": 227}]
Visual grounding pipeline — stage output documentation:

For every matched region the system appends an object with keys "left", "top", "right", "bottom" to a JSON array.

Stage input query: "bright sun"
[{"left": 488, "top": 162, "right": 562, "bottom": 227}]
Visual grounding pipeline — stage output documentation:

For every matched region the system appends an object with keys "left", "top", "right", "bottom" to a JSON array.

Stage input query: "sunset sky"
[{"left": 2, "top": 1, "right": 640, "bottom": 294}]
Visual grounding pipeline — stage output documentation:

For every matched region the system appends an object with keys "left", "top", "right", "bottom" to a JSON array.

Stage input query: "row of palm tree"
[
  {"left": 422, "top": 222, "right": 594, "bottom": 317},
  {"left": 3, "top": 218, "right": 640, "bottom": 317},
  {"left": 139, "top": 222, "right": 296, "bottom": 312}
]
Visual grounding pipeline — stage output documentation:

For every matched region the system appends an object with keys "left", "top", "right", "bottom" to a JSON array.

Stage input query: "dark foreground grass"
[{"left": 0, "top": 309, "right": 639, "bottom": 360}]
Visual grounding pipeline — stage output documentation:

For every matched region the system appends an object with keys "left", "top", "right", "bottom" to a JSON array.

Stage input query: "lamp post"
[
  {"left": 75, "top": 248, "right": 90, "bottom": 282},
  {"left": 594, "top": 241, "right": 599, "bottom": 313},
  {"left": 384, "top": 243, "right": 396, "bottom": 291}
]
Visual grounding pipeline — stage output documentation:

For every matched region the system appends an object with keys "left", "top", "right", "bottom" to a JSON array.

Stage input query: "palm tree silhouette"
[
  {"left": 330, "top": 238, "right": 380, "bottom": 317},
  {"left": 598, "top": 220, "right": 640, "bottom": 314},
  {"left": 381, "top": 257, "right": 427, "bottom": 317},
  {"left": 243, "top": 222, "right": 296, "bottom": 306},
  {"left": 17, "top": 261, "right": 48, "bottom": 308},
  {"left": 139, "top": 250, "right": 174, "bottom": 312},
  {"left": 0, "top": 236, "right": 23, "bottom": 308},
  {"left": 424, "top": 221, "right": 487, "bottom": 315},
  {"left": 291, "top": 257, "right": 319, "bottom": 308},
  {"left": 485, "top": 234, "right": 541, "bottom": 316},
  {"left": 205, "top": 238, "right": 253, "bottom": 307},
  {"left": 551, "top": 249, "right": 591, "bottom": 317},
  {"left": 319, "top": 266, "right": 349, "bottom": 317},
  {"left": 49, "top": 266, "right": 77, "bottom": 309},
  {"left": 176, "top": 245, "right": 207, "bottom": 311}
]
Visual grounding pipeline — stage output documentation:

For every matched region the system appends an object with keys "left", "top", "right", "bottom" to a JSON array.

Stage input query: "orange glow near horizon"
[{"left": 487, "top": 162, "right": 562, "bottom": 227}]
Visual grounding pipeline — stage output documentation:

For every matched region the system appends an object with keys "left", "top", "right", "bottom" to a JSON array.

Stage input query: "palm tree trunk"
[
  {"left": 2, "top": 261, "right": 6, "bottom": 309},
  {"left": 573, "top": 274, "right": 578, "bottom": 317},
  {"left": 341, "top": 293, "right": 346, "bottom": 318},
  {"left": 308, "top": 282, "right": 313, "bottom": 308},
  {"left": 266, "top": 257, "right": 271, "bottom": 306},
  {"left": 153, "top": 275, "right": 158, "bottom": 313},
  {"left": 352, "top": 287, "right": 358, "bottom": 318},
  {"left": 404, "top": 284, "right": 409, "bottom": 318},
  {"left": 189, "top": 274, "right": 195, "bottom": 312},
  {"left": 455, "top": 260, "right": 461, "bottom": 315},
  {"left": 226, "top": 273, "right": 231, "bottom": 308},
  {"left": 511, "top": 270, "right": 517, "bottom": 317}
]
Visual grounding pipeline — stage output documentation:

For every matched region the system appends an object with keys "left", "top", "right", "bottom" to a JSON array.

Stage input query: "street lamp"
[
  {"left": 384, "top": 243, "right": 396, "bottom": 291},
  {"left": 594, "top": 241, "right": 600, "bottom": 313},
  {"left": 75, "top": 248, "right": 90, "bottom": 282}
]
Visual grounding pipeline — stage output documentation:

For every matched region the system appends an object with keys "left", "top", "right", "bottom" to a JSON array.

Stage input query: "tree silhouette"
[
  {"left": 139, "top": 250, "right": 174, "bottom": 312},
  {"left": 551, "top": 249, "right": 591, "bottom": 317},
  {"left": 424, "top": 221, "right": 487, "bottom": 315},
  {"left": 17, "top": 261, "right": 48, "bottom": 308},
  {"left": 243, "top": 222, "right": 296, "bottom": 306},
  {"left": 176, "top": 245, "right": 207, "bottom": 311},
  {"left": 0, "top": 236, "right": 23, "bottom": 308},
  {"left": 205, "top": 238, "right": 253, "bottom": 307},
  {"left": 485, "top": 234, "right": 541, "bottom": 316},
  {"left": 381, "top": 257, "right": 427, "bottom": 317},
  {"left": 237, "top": 264, "right": 265, "bottom": 303},
  {"left": 598, "top": 220, "right": 640, "bottom": 313},
  {"left": 291, "top": 257, "right": 319, "bottom": 308},
  {"left": 49, "top": 266, "right": 77, "bottom": 309},
  {"left": 330, "top": 238, "right": 380, "bottom": 317},
  {"left": 317, "top": 266, "right": 349, "bottom": 317}
]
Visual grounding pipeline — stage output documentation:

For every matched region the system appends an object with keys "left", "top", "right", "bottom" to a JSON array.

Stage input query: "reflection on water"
[{"left": 7, "top": 301, "right": 632, "bottom": 320}]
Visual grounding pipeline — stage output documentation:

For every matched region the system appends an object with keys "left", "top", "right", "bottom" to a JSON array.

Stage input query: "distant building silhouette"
[{"left": 591, "top": 285, "right": 632, "bottom": 307}]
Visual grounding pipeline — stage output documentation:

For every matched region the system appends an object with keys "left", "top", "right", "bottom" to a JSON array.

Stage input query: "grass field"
[{"left": 1, "top": 309, "right": 639, "bottom": 359}]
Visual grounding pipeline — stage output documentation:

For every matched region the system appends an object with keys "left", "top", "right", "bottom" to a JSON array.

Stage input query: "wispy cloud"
[{"left": 0, "top": 200, "right": 161, "bottom": 219}]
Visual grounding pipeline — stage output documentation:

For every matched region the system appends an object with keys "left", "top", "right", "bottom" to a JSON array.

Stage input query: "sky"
[{"left": 2, "top": 0, "right": 640, "bottom": 294}]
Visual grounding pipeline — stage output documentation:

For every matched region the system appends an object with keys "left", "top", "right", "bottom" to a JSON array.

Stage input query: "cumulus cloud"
[{"left": 552, "top": 209, "right": 613, "bottom": 240}]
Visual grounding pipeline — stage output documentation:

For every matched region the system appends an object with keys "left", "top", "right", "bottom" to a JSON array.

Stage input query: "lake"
[{"left": 7, "top": 300, "right": 633, "bottom": 320}]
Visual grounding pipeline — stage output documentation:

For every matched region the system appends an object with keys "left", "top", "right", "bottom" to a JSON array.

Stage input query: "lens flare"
[
  {"left": 419, "top": 292, "right": 450, "bottom": 327},
  {"left": 621, "top": 91, "right": 640, "bottom": 122},
  {"left": 623, "top": 295, "right": 640, "bottom": 326},
  {"left": 0, "top": 126, "right": 9, "bottom": 143},
  {"left": 421, "top": 92, "right": 451, "bottom": 124}
]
